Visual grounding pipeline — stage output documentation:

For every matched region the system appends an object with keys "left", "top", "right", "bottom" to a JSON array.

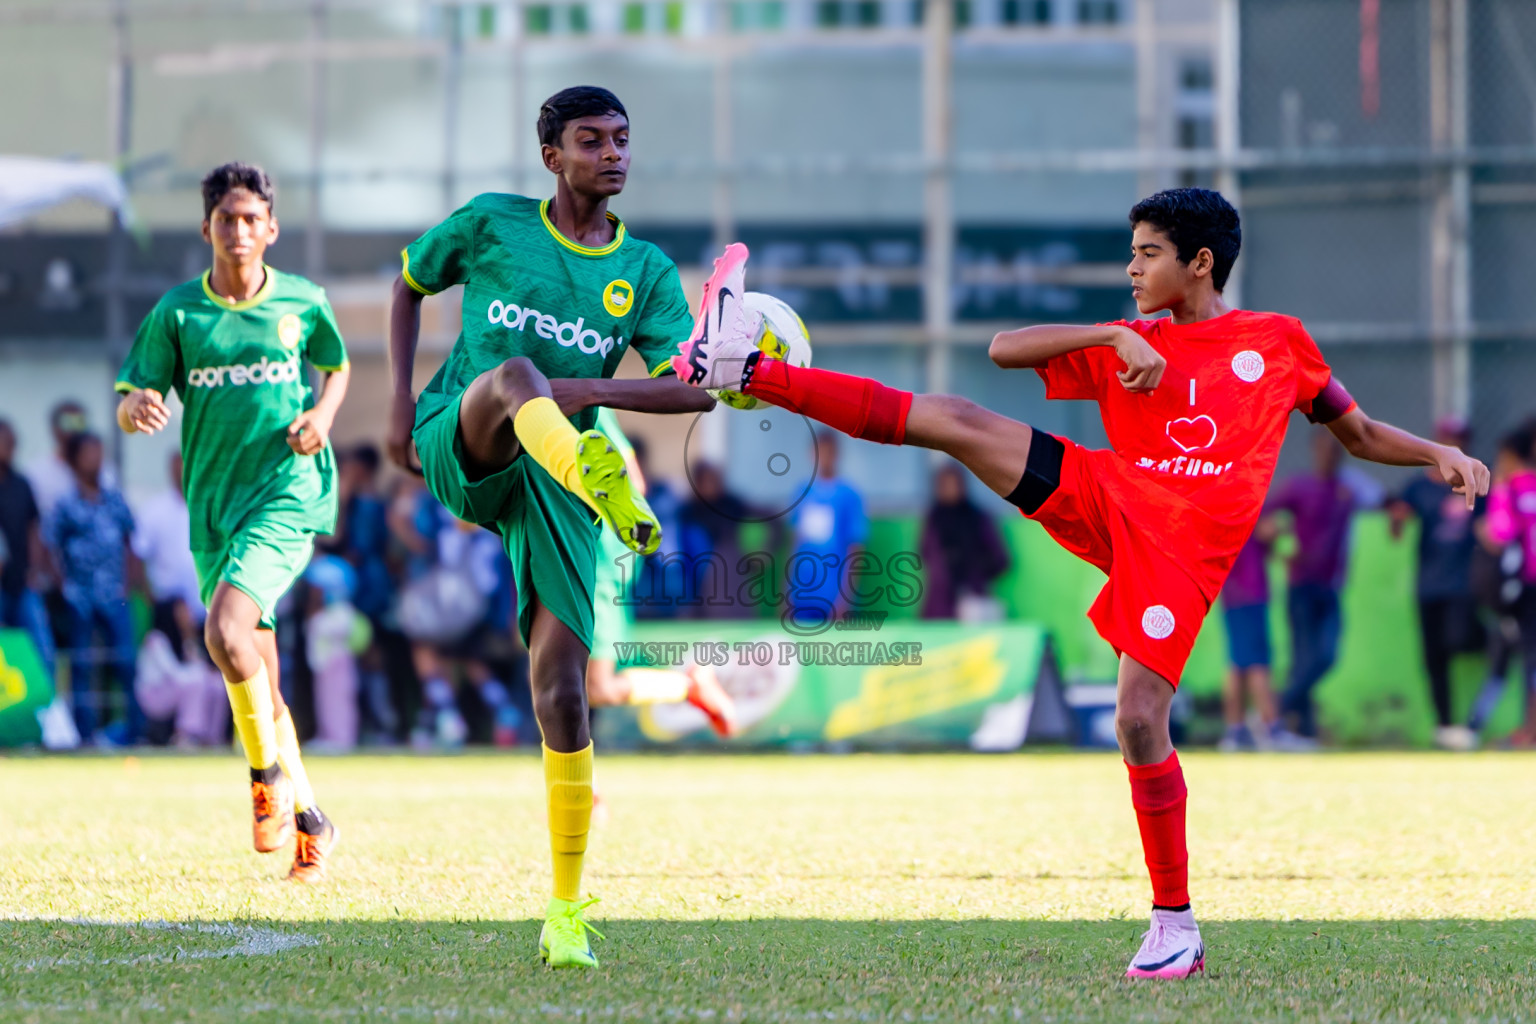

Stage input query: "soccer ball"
[{"left": 710, "top": 291, "right": 812, "bottom": 411}]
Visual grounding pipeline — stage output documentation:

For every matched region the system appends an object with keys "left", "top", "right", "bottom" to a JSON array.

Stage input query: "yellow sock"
[
  {"left": 274, "top": 709, "right": 317, "bottom": 813},
  {"left": 513, "top": 397, "right": 597, "bottom": 510},
  {"left": 621, "top": 669, "right": 690, "bottom": 705},
  {"left": 225, "top": 665, "right": 279, "bottom": 771},
  {"left": 544, "top": 743, "right": 594, "bottom": 902}
]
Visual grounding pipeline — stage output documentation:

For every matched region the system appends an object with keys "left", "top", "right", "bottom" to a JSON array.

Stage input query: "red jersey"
[{"left": 1036, "top": 309, "right": 1351, "bottom": 592}]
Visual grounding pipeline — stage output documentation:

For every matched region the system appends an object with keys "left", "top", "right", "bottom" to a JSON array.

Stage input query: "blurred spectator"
[
  {"left": 1475, "top": 424, "right": 1536, "bottom": 746},
  {"left": 27, "top": 400, "right": 117, "bottom": 518},
  {"left": 630, "top": 436, "right": 682, "bottom": 621},
  {"left": 45, "top": 432, "right": 143, "bottom": 745},
  {"left": 787, "top": 431, "right": 867, "bottom": 629},
  {"left": 303, "top": 554, "right": 372, "bottom": 753},
  {"left": 134, "top": 597, "right": 225, "bottom": 747},
  {"left": 1215, "top": 525, "right": 1275, "bottom": 750},
  {"left": 320, "top": 444, "right": 394, "bottom": 622},
  {"left": 678, "top": 461, "right": 753, "bottom": 618},
  {"left": 919, "top": 462, "right": 1009, "bottom": 620},
  {"left": 0, "top": 419, "right": 56, "bottom": 680},
  {"left": 321, "top": 444, "right": 400, "bottom": 740},
  {"left": 389, "top": 474, "right": 444, "bottom": 583},
  {"left": 132, "top": 451, "right": 203, "bottom": 623},
  {"left": 395, "top": 497, "right": 521, "bottom": 749},
  {"left": 1268, "top": 430, "right": 1379, "bottom": 739},
  {"left": 1469, "top": 425, "right": 1533, "bottom": 736},
  {"left": 1389, "top": 419, "right": 1483, "bottom": 750}
]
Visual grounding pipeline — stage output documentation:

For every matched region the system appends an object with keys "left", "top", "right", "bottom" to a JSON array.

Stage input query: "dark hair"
[
  {"left": 349, "top": 443, "right": 381, "bottom": 475},
  {"left": 537, "top": 86, "right": 627, "bottom": 148},
  {"left": 1501, "top": 419, "right": 1536, "bottom": 463},
  {"left": 64, "top": 431, "right": 101, "bottom": 470},
  {"left": 201, "top": 162, "right": 275, "bottom": 220},
  {"left": 50, "top": 400, "right": 85, "bottom": 432},
  {"left": 1129, "top": 188, "right": 1241, "bottom": 292},
  {"left": 151, "top": 598, "right": 187, "bottom": 654}
]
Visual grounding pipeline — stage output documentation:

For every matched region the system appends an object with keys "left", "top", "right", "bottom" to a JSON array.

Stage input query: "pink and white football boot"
[
  {"left": 670, "top": 242, "right": 762, "bottom": 393},
  {"left": 1125, "top": 907, "right": 1205, "bottom": 980}
]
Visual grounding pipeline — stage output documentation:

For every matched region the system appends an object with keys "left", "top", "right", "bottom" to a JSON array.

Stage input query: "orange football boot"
[
  {"left": 250, "top": 772, "right": 295, "bottom": 853},
  {"left": 287, "top": 819, "right": 339, "bottom": 884}
]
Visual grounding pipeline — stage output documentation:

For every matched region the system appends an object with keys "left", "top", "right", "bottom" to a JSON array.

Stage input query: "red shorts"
[{"left": 1024, "top": 439, "right": 1222, "bottom": 687}]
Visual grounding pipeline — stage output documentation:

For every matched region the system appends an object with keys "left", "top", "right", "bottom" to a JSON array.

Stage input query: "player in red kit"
[{"left": 674, "top": 189, "right": 1490, "bottom": 980}]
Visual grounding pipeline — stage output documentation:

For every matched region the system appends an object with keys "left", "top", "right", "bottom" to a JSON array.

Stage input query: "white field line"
[
  {"left": 5, "top": 917, "right": 319, "bottom": 968},
  {"left": 0, "top": 1006, "right": 968, "bottom": 1022}
]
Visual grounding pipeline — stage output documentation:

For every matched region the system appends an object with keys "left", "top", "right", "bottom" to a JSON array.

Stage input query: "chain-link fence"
[
  {"left": 2, "top": 0, "right": 1534, "bottom": 501},
  {"left": 1240, "top": 0, "right": 1536, "bottom": 480}
]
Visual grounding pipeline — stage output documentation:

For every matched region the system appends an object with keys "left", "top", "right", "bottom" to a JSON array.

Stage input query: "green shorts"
[
  {"left": 194, "top": 515, "right": 316, "bottom": 631},
  {"left": 590, "top": 528, "right": 634, "bottom": 661},
  {"left": 415, "top": 393, "right": 599, "bottom": 649}
]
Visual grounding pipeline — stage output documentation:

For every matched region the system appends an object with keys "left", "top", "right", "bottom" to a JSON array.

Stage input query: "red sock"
[
  {"left": 743, "top": 357, "right": 911, "bottom": 445},
  {"left": 1126, "top": 751, "right": 1190, "bottom": 908}
]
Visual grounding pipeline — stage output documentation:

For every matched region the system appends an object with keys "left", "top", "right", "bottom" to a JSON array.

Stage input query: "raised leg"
[{"left": 455, "top": 356, "right": 551, "bottom": 479}]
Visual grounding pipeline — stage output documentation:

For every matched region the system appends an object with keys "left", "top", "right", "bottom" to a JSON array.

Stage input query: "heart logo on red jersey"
[{"left": 1166, "top": 415, "right": 1218, "bottom": 453}]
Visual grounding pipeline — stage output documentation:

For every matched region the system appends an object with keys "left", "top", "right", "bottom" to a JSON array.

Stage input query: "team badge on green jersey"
[{"left": 602, "top": 279, "right": 634, "bottom": 318}]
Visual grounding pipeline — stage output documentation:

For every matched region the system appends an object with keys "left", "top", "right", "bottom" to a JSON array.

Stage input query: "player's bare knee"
[
  {"left": 492, "top": 356, "right": 541, "bottom": 398},
  {"left": 533, "top": 678, "right": 587, "bottom": 726},
  {"left": 203, "top": 612, "right": 244, "bottom": 665},
  {"left": 1114, "top": 706, "right": 1158, "bottom": 754}
]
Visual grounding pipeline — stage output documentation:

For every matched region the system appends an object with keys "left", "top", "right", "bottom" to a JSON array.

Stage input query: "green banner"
[
  {"left": 595, "top": 621, "right": 1069, "bottom": 750},
  {"left": 0, "top": 628, "right": 52, "bottom": 747}
]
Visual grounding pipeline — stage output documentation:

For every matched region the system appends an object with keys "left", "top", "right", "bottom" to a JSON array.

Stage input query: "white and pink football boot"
[
  {"left": 671, "top": 242, "right": 762, "bottom": 392},
  {"left": 1125, "top": 906, "right": 1205, "bottom": 980}
]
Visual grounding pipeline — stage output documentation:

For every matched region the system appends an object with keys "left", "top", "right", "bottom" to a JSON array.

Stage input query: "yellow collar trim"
[
  {"left": 202, "top": 266, "right": 276, "bottom": 310},
  {"left": 539, "top": 200, "right": 625, "bottom": 257}
]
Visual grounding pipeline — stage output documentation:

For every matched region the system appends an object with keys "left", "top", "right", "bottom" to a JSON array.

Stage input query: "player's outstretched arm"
[
  {"left": 1328, "top": 408, "right": 1490, "bottom": 509},
  {"left": 548, "top": 376, "right": 715, "bottom": 418},
  {"left": 387, "top": 274, "right": 425, "bottom": 471},
  {"left": 116, "top": 388, "right": 170, "bottom": 436},
  {"left": 990, "top": 323, "right": 1166, "bottom": 393}
]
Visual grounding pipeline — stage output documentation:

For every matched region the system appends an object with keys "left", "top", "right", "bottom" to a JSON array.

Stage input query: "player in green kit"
[
  {"left": 116, "top": 163, "right": 348, "bottom": 883},
  {"left": 387, "top": 86, "right": 718, "bottom": 968}
]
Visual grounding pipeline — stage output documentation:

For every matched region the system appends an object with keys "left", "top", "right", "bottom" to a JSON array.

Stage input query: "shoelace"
[
  {"left": 1138, "top": 918, "right": 1171, "bottom": 954},
  {"left": 294, "top": 831, "right": 323, "bottom": 867},
  {"left": 251, "top": 783, "right": 277, "bottom": 821},
  {"left": 551, "top": 897, "right": 606, "bottom": 943}
]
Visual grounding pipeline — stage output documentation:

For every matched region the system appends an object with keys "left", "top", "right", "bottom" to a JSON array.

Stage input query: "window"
[
  {"left": 731, "top": 1, "right": 786, "bottom": 30},
  {"left": 525, "top": 4, "right": 553, "bottom": 34},
  {"left": 1175, "top": 57, "right": 1216, "bottom": 186},
  {"left": 1076, "top": 0, "right": 1118, "bottom": 24},
  {"left": 911, "top": 0, "right": 978, "bottom": 25},
  {"left": 1001, "top": 0, "right": 1053, "bottom": 23}
]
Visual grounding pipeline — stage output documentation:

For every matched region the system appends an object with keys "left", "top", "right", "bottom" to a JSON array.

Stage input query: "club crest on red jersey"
[{"left": 1231, "top": 350, "right": 1265, "bottom": 382}]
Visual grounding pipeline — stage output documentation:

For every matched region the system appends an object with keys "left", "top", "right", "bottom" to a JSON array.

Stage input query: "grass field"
[{"left": 2, "top": 751, "right": 1534, "bottom": 1023}]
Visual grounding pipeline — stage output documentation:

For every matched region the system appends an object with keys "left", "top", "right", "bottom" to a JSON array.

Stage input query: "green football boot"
[
  {"left": 539, "top": 896, "right": 604, "bottom": 969},
  {"left": 576, "top": 430, "right": 661, "bottom": 556}
]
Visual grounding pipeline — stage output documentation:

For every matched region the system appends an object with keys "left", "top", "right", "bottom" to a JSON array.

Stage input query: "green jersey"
[
  {"left": 116, "top": 267, "right": 349, "bottom": 549},
  {"left": 401, "top": 193, "right": 693, "bottom": 435}
]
